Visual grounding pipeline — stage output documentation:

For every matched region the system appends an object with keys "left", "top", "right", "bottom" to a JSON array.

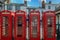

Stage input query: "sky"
[
  {"left": 47, "top": 0, "right": 60, "bottom": 4},
  {"left": 10, "top": 0, "right": 60, "bottom": 7}
]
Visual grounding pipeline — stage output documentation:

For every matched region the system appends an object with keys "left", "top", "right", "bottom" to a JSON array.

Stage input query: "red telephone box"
[
  {"left": 43, "top": 11, "right": 56, "bottom": 40},
  {"left": 1, "top": 10, "right": 12, "bottom": 40},
  {"left": 14, "top": 10, "right": 26, "bottom": 40},
  {"left": 29, "top": 11, "right": 40, "bottom": 40}
]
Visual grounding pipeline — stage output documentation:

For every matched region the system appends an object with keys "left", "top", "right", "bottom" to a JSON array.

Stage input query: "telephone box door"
[
  {"left": 14, "top": 10, "right": 26, "bottom": 40},
  {"left": 43, "top": 11, "right": 56, "bottom": 40},
  {"left": 1, "top": 10, "right": 12, "bottom": 40},
  {"left": 29, "top": 11, "right": 40, "bottom": 40}
]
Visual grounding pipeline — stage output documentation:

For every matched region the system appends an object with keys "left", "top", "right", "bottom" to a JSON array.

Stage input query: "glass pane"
[
  {"left": 31, "top": 16, "right": 38, "bottom": 38},
  {"left": 47, "top": 17, "right": 54, "bottom": 38},
  {"left": 56, "top": 25, "right": 58, "bottom": 30},
  {"left": 2, "top": 16, "right": 9, "bottom": 37},
  {"left": 59, "top": 16, "right": 60, "bottom": 32},
  {"left": 59, "top": 15, "right": 60, "bottom": 24},
  {"left": 58, "top": 26, "right": 60, "bottom": 36},
  {"left": 56, "top": 16, "right": 58, "bottom": 24},
  {"left": 15, "top": 5, "right": 20, "bottom": 10},
  {"left": 59, "top": 26, "right": 60, "bottom": 32},
  {"left": 17, "top": 16, "right": 22, "bottom": 37},
  {"left": 7, "top": 4, "right": 12, "bottom": 10}
]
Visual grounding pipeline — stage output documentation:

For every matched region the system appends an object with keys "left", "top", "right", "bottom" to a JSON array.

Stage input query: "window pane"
[
  {"left": 31, "top": 16, "right": 38, "bottom": 38},
  {"left": 15, "top": 5, "right": 20, "bottom": 10},
  {"left": 47, "top": 17, "right": 54, "bottom": 38},
  {"left": 17, "top": 16, "right": 23, "bottom": 37},
  {"left": 2, "top": 16, "right": 9, "bottom": 37},
  {"left": 7, "top": 5, "right": 12, "bottom": 10}
]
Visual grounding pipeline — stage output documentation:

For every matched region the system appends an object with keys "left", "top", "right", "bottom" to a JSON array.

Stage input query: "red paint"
[
  {"left": 1, "top": 10, "right": 12, "bottom": 40},
  {"left": 14, "top": 10, "right": 26, "bottom": 40},
  {"left": 0, "top": 12, "right": 2, "bottom": 40},
  {"left": 29, "top": 11, "right": 40, "bottom": 40},
  {"left": 43, "top": 11, "right": 56, "bottom": 40}
]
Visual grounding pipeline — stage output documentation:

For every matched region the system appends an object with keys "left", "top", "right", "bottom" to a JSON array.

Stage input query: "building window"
[
  {"left": 7, "top": 4, "right": 12, "bottom": 10},
  {"left": 15, "top": 5, "right": 20, "bottom": 10},
  {"left": 48, "top": 6, "right": 51, "bottom": 9}
]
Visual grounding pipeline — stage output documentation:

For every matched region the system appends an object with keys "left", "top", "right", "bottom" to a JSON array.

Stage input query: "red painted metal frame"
[
  {"left": 1, "top": 10, "right": 12, "bottom": 40},
  {"left": 14, "top": 10, "right": 26, "bottom": 40},
  {"left": 43, "top": 11, "right": 56, "bottom": 40},
  {"left": 0, "top": 12, "right": 2, "bottom": 40},
  {"left": 29, "top": 11, "right": 40, "bottom": 40}
]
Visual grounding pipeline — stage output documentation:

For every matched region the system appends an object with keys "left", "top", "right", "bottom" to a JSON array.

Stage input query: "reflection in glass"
[
  {"left": 17, "top": 16, "right": 22, "bottom": 37},
  {"left": 47, "top": 17, "right": 54, "bottom": 38},
  {"left": 31, "top": 16, "right": 38, "bottom": 38},
  {"left": 2, "top": 16, "right": 8, "bottom": 37}
]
